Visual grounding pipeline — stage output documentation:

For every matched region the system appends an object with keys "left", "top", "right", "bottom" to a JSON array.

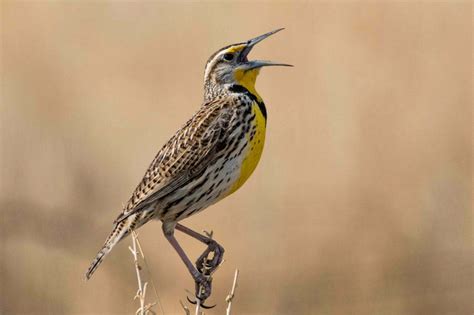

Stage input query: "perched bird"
[{"left": 85, "top": 28, "right": 291, "bottom": 304}]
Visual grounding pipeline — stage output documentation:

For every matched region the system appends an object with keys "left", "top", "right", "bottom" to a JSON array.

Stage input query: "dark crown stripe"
[{"left": 205, "top": 42, "right": 246, "bottom": 67}]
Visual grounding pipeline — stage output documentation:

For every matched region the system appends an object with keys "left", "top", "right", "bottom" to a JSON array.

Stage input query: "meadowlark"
[{"left": 85, "top": 28, "right": 291, "bottom": 303}]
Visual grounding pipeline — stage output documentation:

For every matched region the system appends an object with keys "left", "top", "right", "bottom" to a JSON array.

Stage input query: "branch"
[
  {"left": 225, "top": 269, "right": 239, "bottom": 315},
  {"left": 180, "top": 300, "right": 191, "bottom": 315},
  {"left": 129, "top": 231, "right": 159, "bottom": 315}
]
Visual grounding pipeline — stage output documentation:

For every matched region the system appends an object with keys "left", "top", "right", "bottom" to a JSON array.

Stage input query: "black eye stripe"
[{"left": 223, "top": 53, "right": 234, "bottom": 61}]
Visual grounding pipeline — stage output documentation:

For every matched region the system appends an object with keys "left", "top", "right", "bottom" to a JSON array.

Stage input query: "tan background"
[{"left": 1, "top": 1, "right": 472, "bottom": 315}]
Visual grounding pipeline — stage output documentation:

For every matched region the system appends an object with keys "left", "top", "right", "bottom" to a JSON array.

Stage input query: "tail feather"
[{"left": 84, "top": 221, "right": 130, "bottom": 280}]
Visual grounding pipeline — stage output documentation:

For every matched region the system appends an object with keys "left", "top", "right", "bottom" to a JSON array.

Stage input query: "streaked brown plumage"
[{"left": 85, "top": 29, "right": 291, "bottom": 303}]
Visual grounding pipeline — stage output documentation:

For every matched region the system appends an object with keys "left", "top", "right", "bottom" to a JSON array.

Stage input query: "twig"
[
  {"left": 129, "top": 231, "right": 159, "bottom": 315},
  {"left": 180, "top": 300, "right": 191, "bottom": 315},
  {"left": 129, "top": 231, "right": 147, "bottom": 315},
  {"left": 135, "top": 234, "right": 165, "bottom": 315},
  {"left": 194, "top": 299, "right": 202, "bottom": 315},
  {"left": 225, "top": 269, "right": 239, "bottom": 315}
]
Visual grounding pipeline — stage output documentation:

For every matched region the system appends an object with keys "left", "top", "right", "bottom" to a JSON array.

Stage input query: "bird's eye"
[{"left": 223, "top": 53, "right": 234, "bottom": 61}]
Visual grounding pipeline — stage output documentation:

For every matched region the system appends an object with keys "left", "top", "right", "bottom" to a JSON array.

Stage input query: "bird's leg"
[
  {"left": 175, "top": 223, "right": 225, "bottom": 273},
  {"left": 162, "top": 225, "right": 214, "bottom": 305}
]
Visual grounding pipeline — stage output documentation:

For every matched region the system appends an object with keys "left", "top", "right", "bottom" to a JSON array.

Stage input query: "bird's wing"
[{"left": 114, "top": 100, "right": 236, "bottom": 224}]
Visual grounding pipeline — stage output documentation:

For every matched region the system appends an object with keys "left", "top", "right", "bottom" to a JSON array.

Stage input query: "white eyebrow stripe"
[{"left": 204, "top": 50, "right": 227, "bottom": 82}]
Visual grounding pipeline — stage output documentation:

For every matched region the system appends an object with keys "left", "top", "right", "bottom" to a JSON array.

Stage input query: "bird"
[{"left": 85, "top": 28, "right": 291, "bottom": 305}]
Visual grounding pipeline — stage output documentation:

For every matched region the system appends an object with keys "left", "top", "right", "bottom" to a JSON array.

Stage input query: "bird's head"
[{"left": 203, "top": 28, "right": 292, "bottom": 100}]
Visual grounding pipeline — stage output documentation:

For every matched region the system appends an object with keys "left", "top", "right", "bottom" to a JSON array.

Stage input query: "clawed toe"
[
  {"left": 186, "top": 274, "right": 215, "bottom": 308},
  {"left": 186, "top": 295, "right": 216, "bottom": 309},
  {"left": 195, "top": 274, "right": 212, "bottom": 300},
  {"left": 196, "top": 241, "right": 225, "bottom": 273}
]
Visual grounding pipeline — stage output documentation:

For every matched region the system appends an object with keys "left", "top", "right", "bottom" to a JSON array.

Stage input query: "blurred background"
[{"left": 1, "top": 1, "right": 471, "bottom": 315}]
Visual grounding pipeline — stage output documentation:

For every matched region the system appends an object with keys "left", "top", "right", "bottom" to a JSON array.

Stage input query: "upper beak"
[{"left": 240, "top": 28, "right": 293, "bottom": 69}]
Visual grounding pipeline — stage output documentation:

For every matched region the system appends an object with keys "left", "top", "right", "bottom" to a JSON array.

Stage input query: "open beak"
[{"left": 239, "top": 28, "right": 293, "bottom": 70}]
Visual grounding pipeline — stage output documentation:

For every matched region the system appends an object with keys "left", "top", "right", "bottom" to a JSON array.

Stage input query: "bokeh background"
[{"left": 1, "top": 1, "right": 471, "bottom": 315}]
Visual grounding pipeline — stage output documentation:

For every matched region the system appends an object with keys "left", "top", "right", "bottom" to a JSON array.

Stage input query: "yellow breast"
[{"left": 227, "top": 102, "right": 266, "bottom": 195}]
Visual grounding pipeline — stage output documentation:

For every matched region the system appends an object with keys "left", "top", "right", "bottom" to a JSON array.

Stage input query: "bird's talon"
[
  {"left": 186, "top": 296, "right": 216, "bottom": 309},
  {"left": 186, "top": 295, "right": 198, "bottom": 305},
  {"left": 201, "top": 302, "right": 217, "bottom": 309},
  {"left": 193, "top": 275, "right": 213, "bottom": 305}
]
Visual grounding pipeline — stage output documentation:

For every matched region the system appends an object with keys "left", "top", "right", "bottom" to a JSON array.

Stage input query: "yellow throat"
[
  {"left": 226, "top": 68, "right": 266, "bottom": 195},
  {"left": 234, "top": 68, "right": 263, "bottom": 102}
]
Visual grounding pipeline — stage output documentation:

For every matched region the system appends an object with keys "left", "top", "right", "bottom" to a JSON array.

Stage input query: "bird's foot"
[
  {"left": 187, "top": 273, "right": 215, "bottom": 309},
  {"left": 196, "top": 239, "right": 225, "bottom": 274}
]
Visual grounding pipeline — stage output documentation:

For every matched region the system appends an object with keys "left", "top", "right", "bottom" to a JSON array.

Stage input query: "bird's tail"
[{"left": 84, "top": 220, "right": 131, "bottom": 280}]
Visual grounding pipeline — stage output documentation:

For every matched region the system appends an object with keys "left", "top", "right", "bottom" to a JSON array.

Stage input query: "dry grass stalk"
[
  {"left": 194, "top": 301, "right": 202, "bottom": 315},
  {"left": 180, "top": 300, "right": 191, "bottom": 315},
  {"left": 129, "top": 231, "right": 161, "bottom": 315},
  {"left": 225, "top": 269, "right": 239, "bottom": 315}
]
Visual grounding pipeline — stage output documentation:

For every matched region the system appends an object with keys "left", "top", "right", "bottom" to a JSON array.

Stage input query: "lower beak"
[
  {"left": 244, "top": 60, "right": 293, "bottom": 70},
  {"left": 239, "top": 28, "right": 293, "bottom": 69}
]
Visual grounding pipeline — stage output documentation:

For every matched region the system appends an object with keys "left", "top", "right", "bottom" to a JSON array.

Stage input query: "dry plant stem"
[
  {"left": 129, "top": 231, "right": 157, "bottom": 315},
  {"left": 129, "top": 231, "right": 147, "bottom": 315},
  {"left": 180, "top": 300, "right": 191, "bottom": 315},
  {"left": 194, "top": 300, "right": 202, "bottom": 315},
  {"left": 225, "top": 269, "right": 240, "bottom": 315},
  {"left": 135, "top": 236, "right": 165, "bottom": 315}
]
